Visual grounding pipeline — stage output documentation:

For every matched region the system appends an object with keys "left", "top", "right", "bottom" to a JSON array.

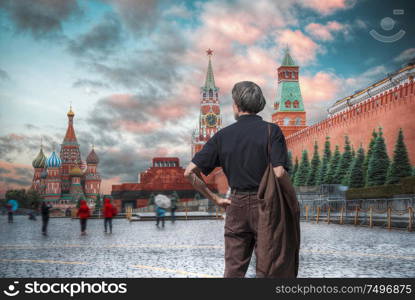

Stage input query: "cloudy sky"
[{"left": 0, "top": 0, "right": 414, "bottom": 195}]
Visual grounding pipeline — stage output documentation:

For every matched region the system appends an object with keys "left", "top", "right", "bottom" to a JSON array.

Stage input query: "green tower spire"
[
  {"left": 281, "top": 47, "right": 296, "bottom": 66},
  {"left": 202, "top": 48, "right": 218, "bottom": 92}
]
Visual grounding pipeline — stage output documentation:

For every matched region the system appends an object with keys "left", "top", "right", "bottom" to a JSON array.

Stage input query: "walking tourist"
[
  {"left": 6, "top": 202, "right": 13, "bottom": 223},
  {"left": 77, "top": 199, "right": 91, "bottom": 235},
  {"left": 156, "top": 205, "right": 166, "bottom": 228},
  {"left": 41, "top": 201, "right": 51, "bottom": 236},
  {"left": 185, "top": 81, "right": 300, "bottom": 278},
  {"left": 103, "top": 197, "right": 117, "bottom": 234}
]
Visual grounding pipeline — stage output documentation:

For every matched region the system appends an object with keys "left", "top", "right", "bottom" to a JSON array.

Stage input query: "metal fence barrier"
[{"left": 300, "top": 197, "right": 415, "bottom": 232}]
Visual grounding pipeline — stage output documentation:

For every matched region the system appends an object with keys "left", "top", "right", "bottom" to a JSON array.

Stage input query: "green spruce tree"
[
  {"left": 317, "top": 136, "right": 331, "bottom": 185},
  {"left": 346, "top": 145, "right": 365, "bottom": 188},
  {"left": 351, "top": 145, "right": 356, "bottom": 160},
  {"left": 335, "top": 136, "right": 353, "bottom": 184},
  {"left": 367, "top": 127, "right": 390, "bottom": 186},
  {"left": 292, "top": 156, "right": 299, "bottom": 181},
  {"left": 325, "top": 145, "right": 341, "bottom": 184},
  {"left": 387, "top": 128, "right": 412, "bottom": 184},
  {"left": 306, "top": 141, "right": 320, "bottom": 186},
  {"left": 294, "top": 150, "right": 310, "bottom": 186},
  {"left": 363, "top": 129, "right": 378, "bottom": 186}
]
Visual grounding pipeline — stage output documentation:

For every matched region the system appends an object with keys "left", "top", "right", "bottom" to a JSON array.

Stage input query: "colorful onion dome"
[
  {"left": 86, "top": 148, "right": 99, "bottom": 164},
  {"left": 32, "top": 148, "right": 46, "bottom": 168},
  {"left": 69, "top": 166, "right": 83, "bottom": 176},
  {"left": 40, "top": 169, "right": 48, "bottom": 179},
  {"left": 46, "top": 151, "right": 62, "bottom": 168}
]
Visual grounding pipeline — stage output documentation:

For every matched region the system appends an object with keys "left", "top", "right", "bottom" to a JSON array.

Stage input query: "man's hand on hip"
[
  {"left": 213, "top": 195, "right": 231, "bottom": 208},
  {"left": 273, "top": 165, "right": 286, "bottom": 178}
]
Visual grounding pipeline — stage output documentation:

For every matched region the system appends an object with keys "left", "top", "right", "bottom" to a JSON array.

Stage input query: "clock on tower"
[{"left": 205, "top": 113, "right": 218, "bottom": 127}]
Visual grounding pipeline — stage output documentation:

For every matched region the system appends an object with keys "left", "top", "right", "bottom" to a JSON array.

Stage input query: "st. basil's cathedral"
[{"left": 31, "top": 106, "right": 101, "bottom": 208}]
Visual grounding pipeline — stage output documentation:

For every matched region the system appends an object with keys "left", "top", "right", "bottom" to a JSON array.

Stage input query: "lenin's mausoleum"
[{"left": 111, "top": 49, "right": 415, "bottom": 209}]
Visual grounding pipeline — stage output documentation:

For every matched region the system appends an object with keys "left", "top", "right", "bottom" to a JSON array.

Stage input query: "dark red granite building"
[{"left": 111, "top": 157, "right": 217, "bottom": 210}]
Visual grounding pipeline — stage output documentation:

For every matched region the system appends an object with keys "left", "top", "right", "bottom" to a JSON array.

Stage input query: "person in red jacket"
[
  {"left": 77, "top": 199, "right": 90, "bottom": 235},
  {"left": 102, "top": 197, "right": 116, "bottom": 234}
]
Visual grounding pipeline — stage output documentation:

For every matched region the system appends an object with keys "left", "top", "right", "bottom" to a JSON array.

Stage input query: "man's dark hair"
[{"left": 232, "top": 81, "right": 266, "bottom": 113}]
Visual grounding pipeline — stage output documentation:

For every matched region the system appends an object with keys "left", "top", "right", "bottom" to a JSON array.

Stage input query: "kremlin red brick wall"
[{"left": 286, "top": 80, "right": 415, "bottom": 165}]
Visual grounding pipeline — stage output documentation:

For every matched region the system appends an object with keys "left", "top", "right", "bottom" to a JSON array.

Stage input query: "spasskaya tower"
[{"left": 191, "top": 49, "right": 222, "bottom": 156}]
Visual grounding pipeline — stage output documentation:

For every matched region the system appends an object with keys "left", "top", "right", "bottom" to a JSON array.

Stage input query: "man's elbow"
[
  {"left": 184, "top": 164, "right": 195, "bottom": 180},
  {"left": 184, "top": 170, "right": 192, "bottom": 180}
]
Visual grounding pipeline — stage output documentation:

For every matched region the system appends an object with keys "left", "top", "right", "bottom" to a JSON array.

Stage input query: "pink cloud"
[
  {"left": 202, "top": 13, "right": 263, "bottom": 45},
  {"left": 106, "top": 94, "right": 141, "bottom": 109},
  {"left": 0, "top": 160, "right": 33, "bottom": 197},
  {"left": 301, "top": 71, "right": 342, "bottom": 104},
  {"left": 149, "top": 101, "right": 189, "bottom": 120},
  {"left": 198, "top": 0, "right": 296, "bottom": 47},
  {"left": 305, "top": 21, "right": 345, "bottom": 41},
  {"left": 299, "top": 0, "right": 355, "bottom": 15},
  {"left": 277, "top": 30, "right": 321, "bottom": 65},
  {"left": 101, "top": 176, "right": 121, "bottom": 194}
]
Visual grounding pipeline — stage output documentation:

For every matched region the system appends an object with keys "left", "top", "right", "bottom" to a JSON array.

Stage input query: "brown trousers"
[{"left": 224, "top": 191, "right": 260, "bottom": 278}]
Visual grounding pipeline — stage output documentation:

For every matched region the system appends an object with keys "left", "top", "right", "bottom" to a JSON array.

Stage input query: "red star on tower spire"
[{"left": 206, "top": 48, "right": 213, "bottom": 56}]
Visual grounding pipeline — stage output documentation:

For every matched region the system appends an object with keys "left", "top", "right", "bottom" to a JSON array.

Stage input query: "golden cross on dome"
[{"left": 206, "top": 48, "right": 213, "bottom": 56}]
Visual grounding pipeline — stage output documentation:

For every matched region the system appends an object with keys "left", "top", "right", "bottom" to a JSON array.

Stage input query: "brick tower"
[
  {"left": 191, "top": 49, "right": 222, "bottom": 156},
  {"left": 272, "top": 48, "right": 307, "bottom": 136}
]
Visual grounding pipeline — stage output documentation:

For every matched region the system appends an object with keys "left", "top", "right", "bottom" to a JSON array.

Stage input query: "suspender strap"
[{"left": 267, "top": 123, "right": 271, "bottom": 163}]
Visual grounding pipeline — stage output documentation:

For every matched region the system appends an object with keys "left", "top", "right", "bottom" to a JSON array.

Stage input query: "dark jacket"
[
  {"left": 256, "top": 124, "right": 301, "bottom": 278},
  {"left": 41, "top": 203, "right": 50, "bottom": 217}
]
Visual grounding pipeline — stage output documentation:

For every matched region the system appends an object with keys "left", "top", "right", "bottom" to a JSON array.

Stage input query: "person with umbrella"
[
  {"left": 6, "top": 199, "right": 18, "bottom": 223},
  {"left": 41, "top": 201, "right": 52, "bottom": 236},
  {"left": 155, "top": 194, "right": 170, "bottom": 228}
]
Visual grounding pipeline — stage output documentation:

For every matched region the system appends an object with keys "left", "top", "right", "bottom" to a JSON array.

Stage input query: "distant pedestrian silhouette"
[
  {"left": 41, "top": 202, "right": 51, "bottom": 236},
  {"left": 77, "top": 199, "right": 90, "bottom": 235},
  {"left": 6, "top": 203, "right": 13, "bottom": 223},
  {"left": 102, "top": 197, "right": 117, "bottom": 234},
  {"left": 156, "top": 206, "right": 166, "bottom": 228}
]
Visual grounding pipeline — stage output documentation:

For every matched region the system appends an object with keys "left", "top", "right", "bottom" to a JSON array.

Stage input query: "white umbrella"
[{"left": 155, "top": 194, "right": 171, "bottom": 209}]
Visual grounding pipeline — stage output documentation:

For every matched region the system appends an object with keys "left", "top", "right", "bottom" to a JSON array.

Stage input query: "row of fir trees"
[{"left": 289, "top": 127, "right": 414, "bottom": 188}]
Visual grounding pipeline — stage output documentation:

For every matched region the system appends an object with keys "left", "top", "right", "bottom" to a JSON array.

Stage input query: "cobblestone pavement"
[{"left": 0, "top": 216, "right": 414, "bottom": 278}]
